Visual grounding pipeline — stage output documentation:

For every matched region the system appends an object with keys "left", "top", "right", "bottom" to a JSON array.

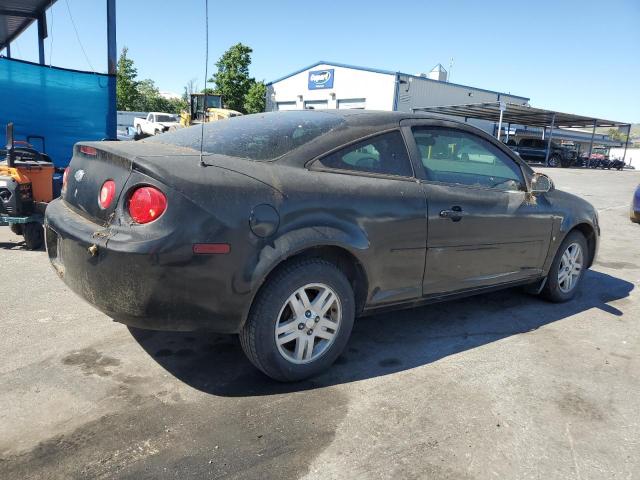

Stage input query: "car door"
[
  {"left": 405, "top": 124, "right": 554, "bottom": 296},
  {"left": 311, "top": 130, "right": 428, "bottom": 306},
  {"left": 145, "top": 113, "right": 154, "bottom": 134}
]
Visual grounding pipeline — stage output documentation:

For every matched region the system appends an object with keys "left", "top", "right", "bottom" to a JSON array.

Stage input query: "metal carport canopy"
[
  {"left": 0, "top": 0, "right": 58, "bottom": 62},
  {"left": 412, "top": 101, "right": 627, "bottom": 129},
  {"left": 412, "top": 101, "right": 632, "bottom": 165}
]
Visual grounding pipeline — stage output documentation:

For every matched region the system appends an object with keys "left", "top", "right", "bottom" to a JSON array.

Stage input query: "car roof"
[{"left": 280, "top": 109, "right": 436, "bottom": 128}]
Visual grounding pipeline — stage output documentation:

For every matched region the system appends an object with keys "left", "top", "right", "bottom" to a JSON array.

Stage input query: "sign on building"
[{"left": 308, "top": 69, "right": 334, "bottom": 90}]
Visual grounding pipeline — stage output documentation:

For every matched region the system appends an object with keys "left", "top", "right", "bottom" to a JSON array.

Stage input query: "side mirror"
[{"left": 531, "top": 172, "right": 553, "bottom": 194}]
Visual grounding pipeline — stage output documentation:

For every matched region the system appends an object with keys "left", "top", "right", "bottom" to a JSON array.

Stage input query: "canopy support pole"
[
  {"left": 37, "top": 13, "right": 46, "bottom": 65},
  {"left": 5, "top": 43, "right": 10, "bottom": 58},
  {"left": 622, "top": 124, "right": 631, "bottom": 165},
  {"left": 106, "top": 0, "right": 117, "bottom": 140},
  {"left": 544, "top": 113, "right": 556, "bottom": 166},
  {"left": 588, "top": 120, "right": 597, "bottom": 161},
  {"left": 496, "top": 101, "right": 506, "bottom": 141}
]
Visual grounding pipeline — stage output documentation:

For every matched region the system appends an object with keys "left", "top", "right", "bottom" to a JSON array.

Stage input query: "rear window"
[
  {"left": 144, "top": 111, "right": 345, "bottom": 161},
  {"left": 155, "top": 115, "right": 176, "bottom": 122}
]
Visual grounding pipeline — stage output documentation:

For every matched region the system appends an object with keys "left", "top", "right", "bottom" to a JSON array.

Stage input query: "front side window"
[
  {"left": 412, "top": 127, "right": 525, "bottom": 191},
  {"left": 318, "top": 131, "right": 413, "bottom": 177}
]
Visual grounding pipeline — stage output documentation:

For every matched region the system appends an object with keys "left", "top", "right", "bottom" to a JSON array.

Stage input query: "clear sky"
[{"left": 5, "top": 0, "right": 639, "bottom": 122}]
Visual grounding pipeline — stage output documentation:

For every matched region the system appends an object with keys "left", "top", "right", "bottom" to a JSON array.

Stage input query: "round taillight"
[
  {"left": 98, "top": 180, "right": 116, "bottom": 209},
  {"left": 128, "top": 186, "right": 167, "bottom": 224},
  {"left": 62, "top": 167, "right": 70, "bottom": 191}
]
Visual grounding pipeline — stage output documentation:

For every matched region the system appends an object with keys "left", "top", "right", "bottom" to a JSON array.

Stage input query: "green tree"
[
  {"left": 117, "top": 48, "right": 186, "bottom": 114},
  {"left": 606, "top": 128, "right": 628, "bottom": 143},
  {"left": 116, "top": 47, "right": 140, "bottom": 110},
  {"left": 210, "top": 43, "right": 254, "bottom": 112},
  {"left": 244, "top": 80, "right": 266, "bottom": 114}
]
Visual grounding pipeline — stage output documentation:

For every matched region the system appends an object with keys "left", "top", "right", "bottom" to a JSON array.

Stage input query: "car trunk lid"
[{"left": 62, "top": 141, "right": 193, "bottom": 225}]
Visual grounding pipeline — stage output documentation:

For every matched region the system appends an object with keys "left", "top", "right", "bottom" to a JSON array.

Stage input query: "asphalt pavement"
[{"left": 1, "top": 167, "right": 638, "bottom": 479}]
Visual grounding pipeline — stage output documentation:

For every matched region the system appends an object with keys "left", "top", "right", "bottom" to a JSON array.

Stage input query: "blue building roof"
[{"left": 267, "top": 60, "right": 530, "bottom": 101}]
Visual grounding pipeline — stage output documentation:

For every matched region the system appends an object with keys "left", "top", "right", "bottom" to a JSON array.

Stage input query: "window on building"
[
  {"left": 337, "top": 98, "right": 366, "bottom": 109},
  {"left": 412, "top": 127, "right": 525, "bottom": 191},
  {"left": 318, "top": 131, "right": 413, "bottom": 177}
]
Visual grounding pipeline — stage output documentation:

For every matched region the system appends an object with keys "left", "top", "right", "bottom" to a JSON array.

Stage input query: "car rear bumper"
[{"left": 44, "top": 198, "right": 247, "bottom": 333}]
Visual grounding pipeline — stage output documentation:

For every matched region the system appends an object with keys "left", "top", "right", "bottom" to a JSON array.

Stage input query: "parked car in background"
[
  {"left": 581, "top": 146, "right": 614, "bottom": 169},
  {"left": 45, "top": 111, "right": 600, "bottom": 381},
  {"left": 508, "top": 138, "right": 578, "bottom": 167},
  {"left": 631, "top": 185, "right": 640, "bottom": 223},
  {"left": 133, "top": 112, "right": 181, "bottom": 136}
]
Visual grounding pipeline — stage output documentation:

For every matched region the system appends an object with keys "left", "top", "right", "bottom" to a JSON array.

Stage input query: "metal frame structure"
[
  {"left": 413, "top": 102, "right": 632, "bottom": 166},
  {"left": 0, "top": 0, "right": 117, "bottom": 139},
  {"left": 0, "top": 0, "right": 56, "bottom": 64}
]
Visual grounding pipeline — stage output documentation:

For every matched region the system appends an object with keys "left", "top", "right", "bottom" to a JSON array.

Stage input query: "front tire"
[
  {"left": 541, "top": 230, "right": 588, "bottom": 302},
  {"left": 240, "top": 258, "right": 355, "bottom": 382},
  {"left": 548, "top": 154, "right": 561, "bottom": 168}
]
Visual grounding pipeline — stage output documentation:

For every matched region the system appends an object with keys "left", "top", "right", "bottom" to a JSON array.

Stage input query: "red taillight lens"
[
  {"left": 128, "top": 186, "right": 167, "bottom": 224},
  {"left": 62, "top": 167, "right": 70, "bottom": 190},
  {"left": 80, "top": 145, "right": 97, "bottom": 156},
  {"left": 98, "top": 180, "right": 116, "bottom": 209}
]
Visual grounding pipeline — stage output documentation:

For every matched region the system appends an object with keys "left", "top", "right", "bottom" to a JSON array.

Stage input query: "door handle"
[{"left": 439, "top": 206, "right": 465, "bottom": 222}]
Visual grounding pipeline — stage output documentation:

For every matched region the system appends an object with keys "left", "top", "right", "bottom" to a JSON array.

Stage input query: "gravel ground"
[{"left": 0, "top": 167, "right": 638, "bottom": 479}]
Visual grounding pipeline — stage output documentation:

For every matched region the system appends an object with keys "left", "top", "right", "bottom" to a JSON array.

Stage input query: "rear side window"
[
  {"left": 318, "top": 131, "right": 413, "bottom": 177},
  {"left": 145, "top": 111, "right": 345, "bottom": 161},
  {"left": 412, "top": 127, "right": 525, "bottom": 191}
]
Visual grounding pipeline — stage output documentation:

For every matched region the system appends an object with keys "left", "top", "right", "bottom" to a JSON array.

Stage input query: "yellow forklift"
[
  {"left": 0, "top": 123, "right": 54, "bottom": 249},
  {"left": 180, "top": 93, "right": 242, "bottom": 126}
]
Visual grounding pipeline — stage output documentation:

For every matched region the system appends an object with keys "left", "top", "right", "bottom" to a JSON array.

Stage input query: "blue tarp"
[{"left": 0, "top": 57, "right": 115, "bottom": 168}]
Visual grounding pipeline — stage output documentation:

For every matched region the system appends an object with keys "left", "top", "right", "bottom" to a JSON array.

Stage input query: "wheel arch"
[
  {"left": 555, "top": 221, "right": 597, "bottom": 269},
  {"left": 569, "top": 222, "right": 597, "bottom": 268},
  {"left": 242, "top": 231, "right": 371, "bottom": 329}
]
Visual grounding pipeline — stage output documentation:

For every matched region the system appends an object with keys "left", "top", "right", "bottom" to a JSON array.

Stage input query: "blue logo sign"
[{"left": 308, "top": 69, "right": 334, "bottom": 90}]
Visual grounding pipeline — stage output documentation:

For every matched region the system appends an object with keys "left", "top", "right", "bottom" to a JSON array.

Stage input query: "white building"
[{"left": 266, "top": 60, "right": 529, "bottom": 133}]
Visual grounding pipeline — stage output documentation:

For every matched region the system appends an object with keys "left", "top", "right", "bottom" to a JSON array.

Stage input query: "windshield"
[
  {"left": 155, "top": 115, "right": 177, "bottom": 123},
  {"left": 205, "top": 96, "right": 222, "bottom": 108},
  {"left": 145, "top": 111, "right": 345, "bottom": 161}
]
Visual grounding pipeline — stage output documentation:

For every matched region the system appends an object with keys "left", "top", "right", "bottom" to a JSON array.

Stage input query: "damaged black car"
[{"left": 45, "top": 111, "right": 599, "bottom": 381}]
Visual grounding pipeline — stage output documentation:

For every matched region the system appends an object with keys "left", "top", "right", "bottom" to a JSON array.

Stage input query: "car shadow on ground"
[
  {"left": 129, "top": 270, "right": 633, "bottom": 397},
  {"left": 0, "top": 240, "right": 44, "bottom": 251}
]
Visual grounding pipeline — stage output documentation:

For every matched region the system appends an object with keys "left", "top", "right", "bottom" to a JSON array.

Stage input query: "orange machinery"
[{"left": 0, "top": 123, "right": 54, "bottom": 249}]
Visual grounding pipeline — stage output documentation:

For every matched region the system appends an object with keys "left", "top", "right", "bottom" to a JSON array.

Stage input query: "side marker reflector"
[{"left": 193, "top": 243, "right": 231, "bottom": 255}]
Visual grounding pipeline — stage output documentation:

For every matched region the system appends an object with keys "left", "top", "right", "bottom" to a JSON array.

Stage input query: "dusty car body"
[
  {"left": 45, "top": 111, "right": 600, "bottom": 380},
  {"left": 631, "top": 184, "right": 640, "bottom": 223}
]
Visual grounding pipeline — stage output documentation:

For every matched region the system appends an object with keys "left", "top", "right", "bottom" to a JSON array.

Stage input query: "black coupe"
[{"left": 45, "top": 111, "right": 600, "bottom": 381}]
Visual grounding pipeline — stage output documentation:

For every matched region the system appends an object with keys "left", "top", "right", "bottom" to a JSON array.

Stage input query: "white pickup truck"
[{"left": 133, "top": 112, "right": 181, "bottom": 136}]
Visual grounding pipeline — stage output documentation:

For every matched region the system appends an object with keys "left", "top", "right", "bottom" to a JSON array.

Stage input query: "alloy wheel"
[
  {"left": 557, "top": 242, "right": 583, "bottom": 293},
  {"left": 274, "top": 283, "right": 341, "bottom": 364}
]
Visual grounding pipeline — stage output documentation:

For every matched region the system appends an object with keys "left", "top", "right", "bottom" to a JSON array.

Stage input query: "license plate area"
[{"left": 45, "top": 226, "right": 65, "bottom": 276}]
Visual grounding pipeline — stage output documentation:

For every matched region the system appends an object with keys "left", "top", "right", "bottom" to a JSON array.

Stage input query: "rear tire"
[
  {"left": 23, "top": 222, "right": 43, "bottom": 250},
  {"left": 240, "top": 258, "right": 355, "bottom": 382},
  {"left": 541, "top": 230, "right": 588, "bottom": 302},
  {"left": 9, "top": 224, "right": 23, "bottom": 236}
]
